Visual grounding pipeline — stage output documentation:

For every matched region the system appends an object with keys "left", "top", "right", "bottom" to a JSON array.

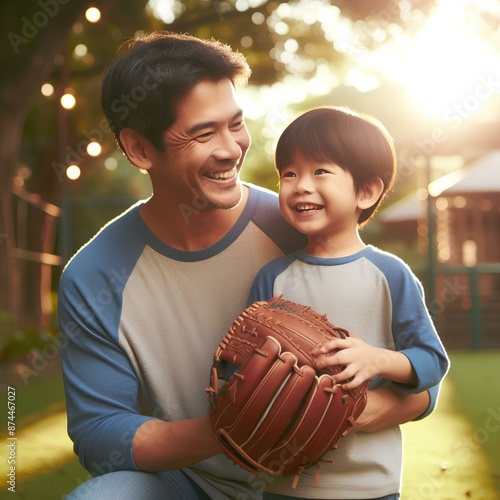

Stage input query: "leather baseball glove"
[{"left": 206, "top": 296, "right": 368, "bottom": 483}]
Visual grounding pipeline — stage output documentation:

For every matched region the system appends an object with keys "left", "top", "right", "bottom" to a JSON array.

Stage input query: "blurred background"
[{"left": 0, "top": 0, "right": 499, "bottom": 498}]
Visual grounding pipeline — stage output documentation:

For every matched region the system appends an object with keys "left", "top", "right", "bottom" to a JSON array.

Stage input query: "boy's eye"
[
  {"left": 314, "top": 168, "right": 328, "bottom": 175},
  {"left": 281, "top": 171, "right": 296, "bottom": 178}
]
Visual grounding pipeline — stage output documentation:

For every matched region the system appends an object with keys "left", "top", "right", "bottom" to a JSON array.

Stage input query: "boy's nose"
[{"left": 294, "top": 176, "right": 314, "bottom": 194}]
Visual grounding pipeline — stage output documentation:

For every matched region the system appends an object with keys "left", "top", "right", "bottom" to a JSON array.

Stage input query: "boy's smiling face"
[{"left": 278, "top": 149, "right": 363, "bottom": 244}]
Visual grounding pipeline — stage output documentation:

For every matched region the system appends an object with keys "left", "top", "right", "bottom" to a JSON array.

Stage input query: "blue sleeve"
[
  {"left": 394, "top": 274, "right": 450, "bottom": 393},
  {"left": 415, "top": 383, "right": 441, "bottom": 420},
  {"left": 371, "top": 253, "right": 450, "bottom": 394},
  {"left": 248, "top": 253, "right": 298, "bottom": 305},
  {"left": 248, "top": 185, "right": 307, "bottom": 255},
  {"left": 58, "top": 217, "right": 154, "bottom": 475},
  {"left": 248, "top": 267, "right": 277, "bottom": 304}
]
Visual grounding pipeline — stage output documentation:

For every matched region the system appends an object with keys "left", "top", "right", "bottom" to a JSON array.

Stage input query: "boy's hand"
[
  {"left": 311, "top": 334, "right": 417, "bottom": 388},
  {"left": 311, "top": 336, "right": 389, "bottom": 390}
]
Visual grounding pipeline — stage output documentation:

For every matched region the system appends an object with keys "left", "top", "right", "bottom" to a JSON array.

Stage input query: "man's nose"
[{"left": 213, "top": 130, "right": 245, "bottom": 160}]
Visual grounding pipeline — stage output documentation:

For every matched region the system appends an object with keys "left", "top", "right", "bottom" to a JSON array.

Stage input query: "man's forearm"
[
  {"left": 133, "top": 415, "right": 220, "bottom": 471},
  {"left": 133, "top": 390, "right": 430, "bottom": 469},
  {"left": 353, "top": 388, "right": 430, "bottom": 433}
]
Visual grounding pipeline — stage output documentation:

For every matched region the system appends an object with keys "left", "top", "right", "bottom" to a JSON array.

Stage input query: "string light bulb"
[{"left": 85, "top": 7, "right": 101, "bottom": 23}]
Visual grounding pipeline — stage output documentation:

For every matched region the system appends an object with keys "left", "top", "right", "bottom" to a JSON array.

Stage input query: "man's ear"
[
  {"left": 119, "top": 128, "right": 156, "bottom": 170},
  {"left": 357, "top": 177, "right": 385, "bottom": 210}
]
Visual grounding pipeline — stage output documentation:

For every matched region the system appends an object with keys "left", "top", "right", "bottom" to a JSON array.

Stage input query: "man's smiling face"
[{"left": 158, "top": 78, "right": 250, "bottom": 210}]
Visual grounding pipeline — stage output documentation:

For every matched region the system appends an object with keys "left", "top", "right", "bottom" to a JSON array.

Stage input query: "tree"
[
  {"left": 0, "top": 0, "right": 435, "bottom": 329},
  {"left": 0, "top": 0, "right": 150, "bottom": 325},
  {"left": 1, "top": 1, "right": 99, "bottom": 328}
]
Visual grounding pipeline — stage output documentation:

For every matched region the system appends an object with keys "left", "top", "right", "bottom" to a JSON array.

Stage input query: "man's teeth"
[{"left": 210, "top": 168, "right": 236, "bottom": 180}]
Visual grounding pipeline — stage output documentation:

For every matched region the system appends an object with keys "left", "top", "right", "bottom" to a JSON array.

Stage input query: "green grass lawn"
[
  {"left": 444, "top": 350, "right": 500, "bottom": 491},
  {"left": 402, "top": 351, "right": 500, "bottom": 499},
  {"left": 1, "top": 351, "right": 499, "bottom": 499},
  {"left": 0, "top": 360, "right": 91, "bottom": 498}
]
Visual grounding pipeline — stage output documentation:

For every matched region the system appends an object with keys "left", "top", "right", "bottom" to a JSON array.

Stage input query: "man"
[{"left": 59, "top": 32, "right": 434, "bottom": 499}]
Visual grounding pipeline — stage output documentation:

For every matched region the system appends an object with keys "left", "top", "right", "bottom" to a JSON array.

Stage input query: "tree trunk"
[
  {"left": 0, "top": 112, "right": 25, "bottom": 323},
  {"left": 0, "top": 0, "right": 104, "bottom": 327}
]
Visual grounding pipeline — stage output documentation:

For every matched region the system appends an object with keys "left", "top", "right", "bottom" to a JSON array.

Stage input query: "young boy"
[{"left": 249, "top": 106, "right": 450, "bottom": 499}]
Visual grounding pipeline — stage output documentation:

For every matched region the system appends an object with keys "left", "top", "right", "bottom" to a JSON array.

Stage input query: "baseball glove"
[{"left": 206, "top": 296, "right": 368, "bottom": 483}]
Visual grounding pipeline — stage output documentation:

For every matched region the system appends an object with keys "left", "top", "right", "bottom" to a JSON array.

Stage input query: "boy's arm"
[{"left": 353, "top": 387, "right": 431, "bottom": 433}]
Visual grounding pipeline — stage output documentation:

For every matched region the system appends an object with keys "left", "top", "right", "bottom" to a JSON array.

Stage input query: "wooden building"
[{"left": 379, "top": 150, "right": 500, "bottom": 349}]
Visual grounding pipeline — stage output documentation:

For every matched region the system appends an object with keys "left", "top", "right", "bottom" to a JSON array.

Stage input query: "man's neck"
[{"left": 139, "top": 186, "right": 249, "bottom": 251}]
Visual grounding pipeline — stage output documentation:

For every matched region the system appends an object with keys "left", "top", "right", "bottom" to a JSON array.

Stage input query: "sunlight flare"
[
  {"left": 402, "top": 0, "right": 499, "bottom": 117},
  {"left": 0, "top": 405, "right": 75, "bottom": 487}
]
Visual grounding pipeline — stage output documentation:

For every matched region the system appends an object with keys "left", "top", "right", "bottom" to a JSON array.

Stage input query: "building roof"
[
  {"left": 443, "top": 149, "right": 500, "bottom": 194},
  {"left": 379, "top": 149, "right": 500, "bottom": 223},
  {"left": 378, "top": 193, "right": 421, "bottom": 223}
]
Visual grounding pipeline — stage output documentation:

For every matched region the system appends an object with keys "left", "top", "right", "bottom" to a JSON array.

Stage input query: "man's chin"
[
  {"left": 200, "top": 184, "right": 243, "bottom": 211},
  {"left": 216, "top": 192, "right": 243, "bottom": 211}
]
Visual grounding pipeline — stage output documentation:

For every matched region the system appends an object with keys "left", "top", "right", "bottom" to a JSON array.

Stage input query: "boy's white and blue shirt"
[{"left": 249, "top": 246, "right": 449, "bottom": 497}]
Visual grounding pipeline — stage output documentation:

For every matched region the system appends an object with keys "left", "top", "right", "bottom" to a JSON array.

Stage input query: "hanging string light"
[{"left": 85, "top": 7, "right": 101, "bottom": 23}]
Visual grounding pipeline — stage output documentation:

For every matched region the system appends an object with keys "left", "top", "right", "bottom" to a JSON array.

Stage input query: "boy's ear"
[
  {"left": 357, "top": 177, "right": 385, "bottom": 210},
  {"left": 119, "top": 128, "right": 156, "bottom": 170}
]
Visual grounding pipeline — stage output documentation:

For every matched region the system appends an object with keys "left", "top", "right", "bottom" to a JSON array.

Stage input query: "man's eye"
[
  {"left": 195, "top": 132, "right": 214, "bottom": 141},
  {"left": 231, "top": 120, "right": 244, "bottom": 129}
]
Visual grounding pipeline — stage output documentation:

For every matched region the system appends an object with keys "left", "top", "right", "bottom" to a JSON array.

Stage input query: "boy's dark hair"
[
  {"left": 101, "top": 31, "right": 251, "bottom": 151},
  {"left": 275, "top": 106, "right": 397, "bottom": 226}
]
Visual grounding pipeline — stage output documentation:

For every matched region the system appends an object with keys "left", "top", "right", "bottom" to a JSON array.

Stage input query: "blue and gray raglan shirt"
[
  {"left": 58, "top": 183, "right": 306, "bottom": 499},
  {"left": 249, "top": 246, "right": 450, "bottom": 498}
]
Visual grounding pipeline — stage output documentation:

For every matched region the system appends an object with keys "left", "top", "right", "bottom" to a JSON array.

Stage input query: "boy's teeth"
[{"left": 296, "top": 204, "right": 319, "bottom": 212}]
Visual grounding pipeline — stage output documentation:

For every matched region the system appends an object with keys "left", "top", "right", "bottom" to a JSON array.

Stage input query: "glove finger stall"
[{"left": 211, "top": 337, "right": 298, "bottom": 443}]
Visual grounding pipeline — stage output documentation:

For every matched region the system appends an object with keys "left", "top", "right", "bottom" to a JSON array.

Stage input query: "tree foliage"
[{"left": 1, "top": 0, "right": 438, "bottom": 328}]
